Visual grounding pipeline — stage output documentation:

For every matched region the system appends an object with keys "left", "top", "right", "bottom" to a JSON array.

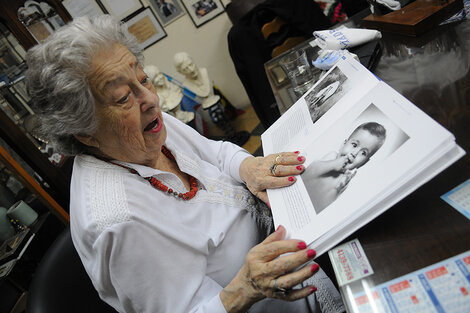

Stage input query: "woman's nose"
[{"left": 139, "top": 86, "right": 158, "bottom": 112}]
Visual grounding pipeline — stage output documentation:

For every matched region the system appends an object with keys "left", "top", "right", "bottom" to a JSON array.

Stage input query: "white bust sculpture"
[
  {"left": 173, "top": 52, "right": 220, "bottom": 109},
  {"left": 144, "top": 65, "right": 194, "bottom": 123}
]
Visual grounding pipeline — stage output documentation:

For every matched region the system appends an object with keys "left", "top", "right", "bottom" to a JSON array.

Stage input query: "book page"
[
  {"left": 267, "top": 69, "right": 463, "bottom": 256},
  {"left": 262, "top": 53, "right": 379, "bottom": 155}
]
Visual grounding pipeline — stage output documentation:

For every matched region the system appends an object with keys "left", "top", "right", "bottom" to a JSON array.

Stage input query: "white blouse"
[{"left": 70, "top": 113, "right": 341, "bottom": 313}]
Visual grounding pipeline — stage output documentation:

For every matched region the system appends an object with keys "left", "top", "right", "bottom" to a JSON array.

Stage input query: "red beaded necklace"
[{"left": 107, "top": 146, "right": 198, "bottom": 200}]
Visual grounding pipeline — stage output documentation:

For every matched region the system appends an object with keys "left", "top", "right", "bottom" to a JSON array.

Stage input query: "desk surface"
[{"left": 265, "top": 13, "right": 470, "bottom": 311}]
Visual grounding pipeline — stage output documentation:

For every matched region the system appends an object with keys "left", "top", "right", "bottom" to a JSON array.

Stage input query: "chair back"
[{"left": 26, "top": 228, "right": 117, "bottom": 313}]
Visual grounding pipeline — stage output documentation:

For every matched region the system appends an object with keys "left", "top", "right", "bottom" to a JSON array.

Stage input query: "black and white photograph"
[
  {"left": 181, "top": 0, "right": 224, "bottom": 27},
  {"left": 304, "top": 66, "right": 351, "bottom": 123},
  {"left": 301, "top": 104, "right": 409, "bottom": 214},
  {"left": 148, "top": 0, "right": 185, "bottom": 26}
]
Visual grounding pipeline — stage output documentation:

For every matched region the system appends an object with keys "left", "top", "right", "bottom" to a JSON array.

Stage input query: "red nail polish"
[
  {"left": 297, "top": 241, "right": 307, "bottom": 250},
  {"left": 311, "top": 263, "right": 320, "bottom": 273},
  {"left": 297, "top": 156, "right": 303, "bottom": 162},
  {"left": 296, "top": 165, "right": 303, "bottom": 171},
  {"left": 307, "top": 249, "right": 316, "bottom": 258},
  {"left": 294, "top": 151, "right": 300, "bottom": 154},
  {"left": 276, "top": 225, "right": 282, "bottom": 232},
  {"left": 310, "top": 286, "right": 317, "bottom": 293},
  {"left": 288, "top": 176, "right": 294, "bottom": 182}
]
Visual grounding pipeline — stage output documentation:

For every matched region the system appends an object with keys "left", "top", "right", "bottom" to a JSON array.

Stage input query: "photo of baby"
[
  {"left": 304, "top": 66, "right": 352, "bottom": 123},
  {"left": 301, "top": 104, "right": 409, "bottom": 214}
]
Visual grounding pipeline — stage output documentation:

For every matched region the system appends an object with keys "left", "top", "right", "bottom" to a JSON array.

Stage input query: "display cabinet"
[{"left": 0, "top": 0, "right": 73, "bottom": 212}]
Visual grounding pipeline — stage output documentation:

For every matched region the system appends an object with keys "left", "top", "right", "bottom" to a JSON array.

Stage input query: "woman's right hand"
[{"left": 220, "top": 226, "right": 319, "bottom": 313}]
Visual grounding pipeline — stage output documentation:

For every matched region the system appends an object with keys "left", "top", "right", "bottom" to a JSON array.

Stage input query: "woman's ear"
[{"left": 74, "top": 134, "right": 100, "bottom": 148}]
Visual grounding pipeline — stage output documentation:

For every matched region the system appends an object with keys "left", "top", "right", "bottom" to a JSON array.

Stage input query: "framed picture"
[
  {"left": 181, "top": 0, "right": 224, "bottom": 28},
  {"left": 148, "top": 0, "right": 185, "bottom": 26},
  {"left": 62, "top": 0, "right": 104, "bottom": 19},
  {"left": 123, "top": 7, "right": 166, "bottom": 50},
  {"left": 98, "top": 0, "right": 143, "bottom": 20}
]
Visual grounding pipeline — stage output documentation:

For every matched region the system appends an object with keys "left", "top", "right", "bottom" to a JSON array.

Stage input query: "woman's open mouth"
[{"left": 144, "top": 115, "right": 162, "bottom": 133}]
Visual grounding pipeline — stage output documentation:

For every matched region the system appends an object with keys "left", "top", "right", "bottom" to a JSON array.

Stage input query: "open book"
[{"left": 262, "top": 53, "right": 465, "bottom": 257}]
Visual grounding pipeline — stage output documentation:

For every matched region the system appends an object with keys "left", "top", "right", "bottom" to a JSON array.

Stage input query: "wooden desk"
[{"left": 265, "top": 13, "right": 470, "bottom": 312}]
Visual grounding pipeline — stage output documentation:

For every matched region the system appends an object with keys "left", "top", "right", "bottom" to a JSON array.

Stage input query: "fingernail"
[
  {"left": 267, "top": 202, "right": 271, "bottom": 208},
  {"left": 294, "top": 151, "right": 300, "bottom": 154},
  {"left": 297, "top": 241, "right": 307, "bottom": 250},
  {"left": 311, "top": 263, "right": 320, "bottom": 273},
  {"left": 310, "top": 286, "right": 317, "bottom": 293},
  {"left": 307, "top": 249, "right": 316, "bottom": 258},
  {"left": 297, "top": 156, "right": 303, "bottom": 162},
  {"left": 276, "top": 225, "right": 282, "bottom": 232},
  {"left": 288, "top": 176, "right": 295, "bottom": 182},
  {"left": 296, "top": 165, "right": 303, "bottom": 171}
]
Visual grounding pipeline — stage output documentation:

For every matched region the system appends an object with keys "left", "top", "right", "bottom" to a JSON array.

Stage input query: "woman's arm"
[
  {"left": 164, "top": 113, "right": 305, "bottom": 204},
  {"left": 163, "top": 113, "right": 251, "bottom": 183},
  {"left": 220, "top": 226, "right": 319, "bottom": 313},
  {"left": 92, "top": 221, "right": 229, "bottom": 313},
  {"left": 91, "top": 222, "right": 319, "bottom": 313}
]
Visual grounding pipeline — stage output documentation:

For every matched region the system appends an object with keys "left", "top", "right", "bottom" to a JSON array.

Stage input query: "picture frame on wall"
[
  {"left": 62, "top": 0, "right": 104, "bottom": 19},
  {"left": 123, "top": 7, "right": 167, "bottom": 50},
  {"left": 148, "top": 0, "right": 185, "bottom": 26},
  {"left": 181, "top": 0, "right": 224, "bottom": 28},
  {"left": 98, "top": 0, "right": 143, "bottom": 20}
]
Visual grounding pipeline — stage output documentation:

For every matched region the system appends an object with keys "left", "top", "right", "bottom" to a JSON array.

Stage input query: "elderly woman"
[{"left": 25, "top": 16, "right": 343, "bottom": 313}]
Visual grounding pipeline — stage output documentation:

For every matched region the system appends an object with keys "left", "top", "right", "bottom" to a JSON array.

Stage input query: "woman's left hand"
[{"left": 239, "top": 152, "right": 305, "bottom": 205}]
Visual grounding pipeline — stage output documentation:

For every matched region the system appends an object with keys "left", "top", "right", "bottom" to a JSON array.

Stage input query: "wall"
[{"left": 141, "top": 0, "right": 251, "bottom": 109}]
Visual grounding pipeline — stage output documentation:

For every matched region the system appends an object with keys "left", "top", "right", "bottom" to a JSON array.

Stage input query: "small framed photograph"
[
  {"left": 98, "top": 0, "right": 143, "bottom": 20},
  {"left": 123, "top": 7, "right": 167, "bottom": 50},
  {"left": 181, "top": 0, "right": 224, "bottom": 28},
  {"left": 148, "top": 0, "right": 185, "bottom": 26}
]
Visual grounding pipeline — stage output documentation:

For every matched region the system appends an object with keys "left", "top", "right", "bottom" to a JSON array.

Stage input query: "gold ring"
[
  {"left": 269, "top": 164, "right": 278, "bottom": 176},
  {"left": 272, "top": 278, "right": 289, "bottom": 296},
  {"left": 275, "top": 154, "right": 282, "bottom": 165}
]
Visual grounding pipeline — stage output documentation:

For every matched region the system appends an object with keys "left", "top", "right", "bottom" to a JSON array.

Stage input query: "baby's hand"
[
  {"left": 337, "top": 168, "right": 357, "bottom": 192},
  {"left": 331, "top": 155, "right": 349, "bottom": 171}
]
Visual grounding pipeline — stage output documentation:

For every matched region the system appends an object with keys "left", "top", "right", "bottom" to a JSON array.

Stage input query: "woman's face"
[{"left": 83, "top": 44, "right": 166, "bottom": 167}]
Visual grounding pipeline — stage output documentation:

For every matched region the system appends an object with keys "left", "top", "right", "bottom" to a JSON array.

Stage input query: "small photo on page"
[
  {"left": 304, "top": 66, "right": 352, "bottom": 123},
  {"left": 301, "top": 104, "right": 409, "bottom": 214}
]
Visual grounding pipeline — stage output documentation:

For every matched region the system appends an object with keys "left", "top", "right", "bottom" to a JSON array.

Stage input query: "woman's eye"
[
  {"left": 117, "top": 93, "right": 130, "bottom": 104},
  {"left": 141, "top": 76, "right": 149, "bottom": 84},
  {"left": 351, "top": 143, "right": 357, "bottom": 147},
  {"left": 361, "top": 151, "right": 368, "bottom": 156}
]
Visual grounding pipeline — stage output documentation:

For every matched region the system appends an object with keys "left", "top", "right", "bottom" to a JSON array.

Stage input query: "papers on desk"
[
  {"left": 347, "top": 250, "right": 470, "bottom": 312},
  {"left": 441, "top": 178, "right": 470, "bottom": 220}
]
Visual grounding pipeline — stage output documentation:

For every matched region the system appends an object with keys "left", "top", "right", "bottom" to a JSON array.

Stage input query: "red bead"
[{"left": 109, "top": 146, "right": 198, "bottom": 201}]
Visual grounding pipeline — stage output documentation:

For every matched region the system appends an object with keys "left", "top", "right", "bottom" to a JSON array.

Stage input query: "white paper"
[{"left": 328, "top": 239, "right": 374, "bottom": 286}]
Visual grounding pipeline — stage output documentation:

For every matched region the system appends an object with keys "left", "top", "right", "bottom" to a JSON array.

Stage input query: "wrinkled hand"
[
  {"left": 220, "top": 226, "right": 319, "bottom": 313},
  {"left": 239, "top": 152, "right": 305, "bottom": 205}
]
